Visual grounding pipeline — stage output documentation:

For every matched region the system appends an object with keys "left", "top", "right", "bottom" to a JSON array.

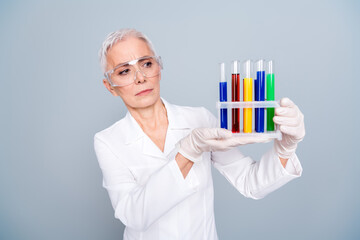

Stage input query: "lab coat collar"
[
  {"left": 161, "top": 97, "right": 191, "bottom": 130},
  {"left": 123, "top": 97, "right": 191, "bottom": 145},
  {"left": 123, "top": 112, "right": 146, "bottom": 145}
]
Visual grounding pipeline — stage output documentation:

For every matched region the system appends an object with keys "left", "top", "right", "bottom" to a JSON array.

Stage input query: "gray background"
[{"left": 1, "top": 0, "right": 359, "bottom": 239}]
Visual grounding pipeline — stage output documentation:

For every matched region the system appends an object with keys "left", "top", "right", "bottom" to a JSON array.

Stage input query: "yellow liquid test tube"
[{"left": 243, "top": 60, "right": 253, "bottom": 133}]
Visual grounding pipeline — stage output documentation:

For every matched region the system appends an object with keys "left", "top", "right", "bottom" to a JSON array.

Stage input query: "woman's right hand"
[{"left": 177, "top": 128, "right": 270, "bottom": 163}]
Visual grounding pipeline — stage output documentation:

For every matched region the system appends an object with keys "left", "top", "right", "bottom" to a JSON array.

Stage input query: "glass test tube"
[
  {"left": 219, "top": 63, "right": 228, "bottom": 129},
  {"left": 266, "top": 60, "right": 275, "bottom": 131},
  {"left": 255, "top": 59, "right": 265, "bottom": 132},
  {"left": 243, "top": 60, "right": 253, "bottom": 133},
  {"left": 231, "top": 60, "right": 240, "bottom": 133}
]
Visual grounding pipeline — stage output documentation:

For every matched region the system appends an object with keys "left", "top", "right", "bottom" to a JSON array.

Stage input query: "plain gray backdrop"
[{"left": 1, "top": 0, "right": 359, "bottom": 239}]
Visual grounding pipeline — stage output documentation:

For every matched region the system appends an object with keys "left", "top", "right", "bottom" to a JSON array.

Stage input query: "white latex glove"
[
  {"left": 273, "top": 98, "right": 305, "bottom": 159},
  {"left": 177, "top": 128, "right": 270, "bottom": 163}
]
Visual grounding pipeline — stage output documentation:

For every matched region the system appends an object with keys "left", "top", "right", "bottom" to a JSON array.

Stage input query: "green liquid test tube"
[{"left": 266, "top": 60, "right": 275, "bottom": 131}]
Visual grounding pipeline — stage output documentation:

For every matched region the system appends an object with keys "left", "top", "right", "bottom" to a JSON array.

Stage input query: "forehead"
[{"left": 106, "top": 37, "right": 153, "bottom": 70}]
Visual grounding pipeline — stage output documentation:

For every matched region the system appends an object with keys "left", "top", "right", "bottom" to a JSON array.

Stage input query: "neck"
[{"left": 127, "top": 98, "right": 168, "bottom": 131}]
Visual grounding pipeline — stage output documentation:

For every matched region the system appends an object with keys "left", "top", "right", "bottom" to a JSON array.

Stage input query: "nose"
[{"left": 134, "top": 70, "right": 146, "bottom": 84}]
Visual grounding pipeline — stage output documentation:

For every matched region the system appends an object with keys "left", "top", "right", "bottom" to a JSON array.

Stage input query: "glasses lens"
[
  {"left": 110, "top": 57, "right": 161, "bottom": 87},
  {"left": 138, "top": 57, "right": 161, "bottom": 77},
  {"left": 110, "top": 65, "right": 135, "bottom": 87}
]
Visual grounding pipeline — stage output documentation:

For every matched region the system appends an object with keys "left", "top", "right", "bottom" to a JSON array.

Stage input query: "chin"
[{"left": 125, "top": 90, "right": 161, "bottom": 110}]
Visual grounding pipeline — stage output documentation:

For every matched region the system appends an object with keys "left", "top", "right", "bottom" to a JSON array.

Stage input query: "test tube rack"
[{"left": 216, "top": 100, "right": 282, "bottom": 140}]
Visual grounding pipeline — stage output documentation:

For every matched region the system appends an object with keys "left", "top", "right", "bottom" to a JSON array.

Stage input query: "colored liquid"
[
  {"left": 266, "top": 73, "right": 275, "bottom": 131},
  {"left": 243, "top": 77, "right": 253, "bottom": 133},
  {"left": 232, "top": 73, "right": 240, "bottom": 133},
  {"left": 219, "top": 81, "right": 228, "bottom": 129},
  {"left": 255, "top": 71, "right": 265, "bottom": 132}
]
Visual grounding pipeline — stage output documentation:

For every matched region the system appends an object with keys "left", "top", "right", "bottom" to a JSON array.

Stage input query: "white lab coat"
[{"left": 94, "top": 98, "right": 302, "bottom": 240}]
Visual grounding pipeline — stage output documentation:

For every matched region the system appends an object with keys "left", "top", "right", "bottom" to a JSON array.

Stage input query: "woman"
[{"left": 94, "top": 28, "right": 305, "bottom": 240}]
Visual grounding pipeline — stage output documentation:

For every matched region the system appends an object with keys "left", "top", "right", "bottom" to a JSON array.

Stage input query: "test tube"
[
  {"left": 243, "top": 60, "right": 253, "bottom": 133},
  {"left": 219, "top": 63, "right": 228, "bottom": 129},
  {"left": 231, "top": 60, "right": 240, "bottom": 133},
  {"left": 255, "top": 59, "right": 265, "bottom": 132},
  {"left": 266, "top": 60, "right": 275, "bottom": 131}
]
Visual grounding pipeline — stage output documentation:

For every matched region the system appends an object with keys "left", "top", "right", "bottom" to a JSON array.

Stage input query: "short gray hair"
[{"left": 98, "top": 28, "right": 157, "bottom": 73}]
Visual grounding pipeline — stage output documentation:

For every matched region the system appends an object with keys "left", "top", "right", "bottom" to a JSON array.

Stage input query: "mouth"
[{"left": 135, "top": 88, "right": 153, "bottom": 96}]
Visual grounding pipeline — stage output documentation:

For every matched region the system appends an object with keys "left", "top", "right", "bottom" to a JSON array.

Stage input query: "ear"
[{"left": 103, "top": 79, "right": 119, "bottom": 96}]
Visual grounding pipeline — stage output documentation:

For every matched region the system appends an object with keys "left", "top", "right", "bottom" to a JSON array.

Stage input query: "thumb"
[
  {"left": 214, "top": 128, "right": 233, "bottom": 139},
  {"left": 280, "top": 97, "right": 295, "bottom": 108},
  {"left": 193, "top": 128, "right": 232, "bottom": 140}
]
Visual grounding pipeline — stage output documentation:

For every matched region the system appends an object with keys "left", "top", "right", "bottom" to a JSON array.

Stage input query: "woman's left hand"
[
  {"left": 273, "top": 97, "right": 305, "bottom": 159},
  {"left": 178, "top": 128, "right": 271, "bottom": 163}
]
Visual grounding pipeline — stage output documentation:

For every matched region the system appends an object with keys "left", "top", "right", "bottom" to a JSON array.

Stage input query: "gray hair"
[{"left": 98, "top": 28, "right": 157, "bottom": 73}]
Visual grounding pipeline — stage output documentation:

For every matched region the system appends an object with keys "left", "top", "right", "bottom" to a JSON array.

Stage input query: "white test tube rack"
[{"left": 216, "top": 100, "right": 282, "bottom": 140}]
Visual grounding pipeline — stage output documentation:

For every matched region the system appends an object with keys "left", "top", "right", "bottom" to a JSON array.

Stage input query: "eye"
[
  {"left": 143, "top": 60, "right": 153, "bottom": 68},
  {"left": 118, "top": 68, "right": 130, "bottom": 75}
]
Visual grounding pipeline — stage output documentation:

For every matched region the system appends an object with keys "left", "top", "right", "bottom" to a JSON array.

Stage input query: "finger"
[
  {"left": 273, "top": 116, "right": 301, "bottom": 127},
  {"left": 230, "top": 136, "right": 272, "bottom": 144},
  {"left": 205, "top": 139, "right": 233, "bottom": 150},
  {"left": 279, "top": 125, "right": 303, "bottom": 138},
  {"left": 280, "top": 97, "right": 295, "bottom": 108},
  {"left": 206, "top": 136, "right": 271, "bottom": 150},
  {"left": 194, "top": 128, "right": 232, "bottom": 140},
  {"left": 215, "top": 128, "right": 233, "bottom": 139},
  {"left": 275, "top": 106, "right": 298, "bottom": 117}
]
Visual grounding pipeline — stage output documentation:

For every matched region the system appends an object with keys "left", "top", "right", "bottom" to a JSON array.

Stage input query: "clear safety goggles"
[{"left": 104, "top": 56, "right": 163, "bottom": 87}]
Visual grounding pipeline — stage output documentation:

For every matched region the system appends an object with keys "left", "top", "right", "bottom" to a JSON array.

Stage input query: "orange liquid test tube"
[{"left": 243, "top": 60, "right": 253, "bottom": 133}]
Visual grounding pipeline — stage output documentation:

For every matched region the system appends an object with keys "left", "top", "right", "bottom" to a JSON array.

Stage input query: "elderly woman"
[{"left": 94, "top": 28, "right": 305, "bottom": 240}]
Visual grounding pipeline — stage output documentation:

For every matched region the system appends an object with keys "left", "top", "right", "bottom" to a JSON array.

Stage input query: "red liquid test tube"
[{"left": 231, "top": 60, "right": 240, "bottom": 133}]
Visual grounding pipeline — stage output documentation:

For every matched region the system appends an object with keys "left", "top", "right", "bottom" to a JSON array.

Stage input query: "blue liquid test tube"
[
  {"left": 219, "top": 63, "right": 228, "bottom": 129},
  {"left": 255, "top": 59, "right": 265, "bottom": 132}
]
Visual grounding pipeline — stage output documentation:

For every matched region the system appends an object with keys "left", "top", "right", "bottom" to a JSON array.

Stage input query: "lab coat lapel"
[
  {"left": 124, "top": 98, "right": 193, "bottom": 160},
  {"left": 162, "top": 98, "right": 192, "bottom": 157},
  {"left": 142, "top": 136, "right": 168, "bottom": 160},
  {"left": 161, "top": 98, "right": 192, "bottom": 130},
  {"left": 123, "top": 112, "right": 145, "bottom": 145},
  {"left": 140, "top": 99, "right": 192, "bottom": 160},
  {"left": 123, "top": 112, "right": 166, "bottom": 159}
]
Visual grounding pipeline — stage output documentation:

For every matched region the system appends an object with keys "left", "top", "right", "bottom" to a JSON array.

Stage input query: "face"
[{"left": 103, "top": 37, "right": 161, "bottom": 110}]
